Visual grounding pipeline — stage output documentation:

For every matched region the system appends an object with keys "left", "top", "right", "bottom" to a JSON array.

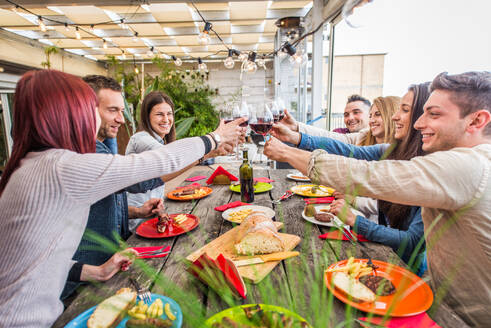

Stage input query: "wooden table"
[{"left": 54, "top": 168, "right": 468, "bottom": 327}]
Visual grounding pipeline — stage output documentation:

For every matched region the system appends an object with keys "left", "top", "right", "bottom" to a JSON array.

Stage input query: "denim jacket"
[
  {"left": 72, "top": 140, "right": 164, "bottom": 266},
  {"left": 298, "top": 133, "right": 426, "bottom": 273}
]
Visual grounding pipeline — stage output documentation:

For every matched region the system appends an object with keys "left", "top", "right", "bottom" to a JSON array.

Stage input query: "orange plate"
[
  {"left": 167, "top": 186, "right": 213, "bottom": 201},
  {"left": 324, "top": 259, "right": 433, "bottom": 317},
  {"left": 136, "top": 214, "right": 199, "bottom": 238}
]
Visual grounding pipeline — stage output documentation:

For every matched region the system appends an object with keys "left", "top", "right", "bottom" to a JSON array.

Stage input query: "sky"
[{"left": 331, "top": 0, "right": 491, "bottom": 96}]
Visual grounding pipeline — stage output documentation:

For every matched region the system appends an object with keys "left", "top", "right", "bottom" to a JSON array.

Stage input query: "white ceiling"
[{"left": 0, "top": 1, "right": 312, "bottom": 61}]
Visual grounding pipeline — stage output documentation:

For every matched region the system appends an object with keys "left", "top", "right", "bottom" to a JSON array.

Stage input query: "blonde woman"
[{"left": 358, "top": 96, "right": 400, "bottom": 146}]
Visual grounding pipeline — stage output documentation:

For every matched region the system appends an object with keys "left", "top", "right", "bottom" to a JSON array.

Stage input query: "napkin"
[
  {"left": 131, "top": 245, "right": 171, "bottom": 259},
  {"left": 304, "top": 197, "right": 335, "bottom": 204},
  {"left": 176, "top": 182, "right": 202, "bottom": 189},
  {"left": 319, "top": 229, "right": 369, "bottom": 242},
  {"left": 254, "top": 177, "right": 275, "bottom": 183},
  {"left": 185, "top": 175, "right": 207, "bottom": 182},
  {"left": 214, "top": 201, "right": 248, "bottom": 212},
  {"left": 189, "top": 253, "right": 247, "bottom": 299},
  {"left": 358, "top": 313, "right": 441, "bottom": 328}
]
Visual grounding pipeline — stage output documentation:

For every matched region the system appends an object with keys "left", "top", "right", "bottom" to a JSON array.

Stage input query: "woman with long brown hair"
[
  {"left": 264, "top": 82, "right": 431, "bottom": 274},
  {"left": 358, "top": 96, "right": 399, "bottom": 146},
  {"left": 0, "top": 70, "right": 242, "bottom": 327},
  {"left": 125, "top": 91, "right": 229, "bottom": 231}
]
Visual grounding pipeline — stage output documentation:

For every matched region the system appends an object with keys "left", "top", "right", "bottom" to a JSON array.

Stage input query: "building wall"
[{"left": 325, "top": 53, "right": 385, "bottom": 114}]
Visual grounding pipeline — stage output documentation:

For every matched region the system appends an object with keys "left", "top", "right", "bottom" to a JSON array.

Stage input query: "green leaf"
[{"left": 175, "top": 117, "right": 195, "bottom": 139}]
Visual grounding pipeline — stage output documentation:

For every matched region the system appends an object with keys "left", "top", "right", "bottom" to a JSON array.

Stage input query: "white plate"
[
  {"left": 222, "top": 205, "right": 275, "bottom": 224},
  {"left": 301, "top": 204, "right": 347, "bottom": 227},
  {"left": 286, "top": 173, "right": 311, "bottom": 182}
]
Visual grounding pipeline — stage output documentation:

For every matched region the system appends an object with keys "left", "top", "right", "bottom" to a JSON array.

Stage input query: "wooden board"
[{"left": 186, "top": 222, "right": 301, "bottom": 284}]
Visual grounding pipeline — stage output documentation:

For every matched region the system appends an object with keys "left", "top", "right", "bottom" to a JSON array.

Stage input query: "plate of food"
[
  {"left": 205, "top": 304, "right": 312, "bottom": 327},
  {"left": 229, "top": 182, "right": 273, "bottom": 194},
  {"left": 136, "top": 213, "right": 199, "bottom": 238},
  {"left": 291, "top": 184, "right": 334, "bottom": 197},
  {"left": 286, "top": 173, "right": 311, "bottom": 182},
  {"left": 65, "top": 289, "right": 183, "bottom": 328},
  {"left": 167, "top": 185, "right": 212, "bottom": 201},
  {"left": 222, "top": 205, "right": 275, "bottom": 224},
  {"left": 324, "top": 257, "right": 433, "bottom": 317},
  {"left": 301, "top": 204, "right": 344, "bottom": 227}
]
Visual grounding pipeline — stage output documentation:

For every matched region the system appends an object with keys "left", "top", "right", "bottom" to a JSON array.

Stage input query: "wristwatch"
[{"left": 208, "top": 132, "right": 221, "bottom": 149}]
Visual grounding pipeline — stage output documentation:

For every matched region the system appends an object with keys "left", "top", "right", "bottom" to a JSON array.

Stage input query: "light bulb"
[
  {"left": 147, "top": 47, "right": 154, "bottom": 57},
  {"left": 38, "top": 17, "right": 46, "bottom": 32},
  {"left": 121, "top": 51, "right": 126, "bottom": 59},
  {"left": 198, "top": 62, "right": 208, "bottom": 71},
  {"left": 133, "top": 32, "right": 139, "bottom": 42},
  {"left": 75, "top": 27, "right": 81, "bottom": 40},
  {"left": 120, "top": 19, "right": 127, "bottom": 29},
  {"left": 173, "top": 57, "right": 182, "bottom": 66},
  {"left": 89, "top": 24, "right": 94, "bottom": 33},
  {"left": 238, "top": 52, "right": 248, "bottom": 62},
  {"left": 64, "top": 23, "right": 69, "bottom": 32},
  {"left": 12, "top": 5, "right": 19, "bottom": 13},
  {"left": 256, "top": 57, "right": 266, "bottom": 69},
  {"left": 103, "top": 39, "right": 108, "bottom": 49},
  {"left": 197, "top": 31, "right": 210, "bottom": 45},
  {"left": 278, "top": 50, "right": 287, "bottom": 59},
  {"left": 134, "top": 66, "right": 139, "bottom": 74},
  {"left": 224, "top": 56, "right": 235, "bottom": 69},
  {"left": 246, "top": 61, "right": 257, "bottom": 73}
]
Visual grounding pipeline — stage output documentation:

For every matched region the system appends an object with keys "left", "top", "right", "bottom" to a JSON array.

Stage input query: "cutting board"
[{"left": 186, "top": 222, "right": 301, "bottom": 284}]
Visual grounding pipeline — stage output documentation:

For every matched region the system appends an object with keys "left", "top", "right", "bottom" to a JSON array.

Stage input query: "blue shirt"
[
  {"left": 298, "top": 133, "right": 426, "bottom": 274},
  {"left": 72, "top": 140, "right": 164, "bottom": 266}
]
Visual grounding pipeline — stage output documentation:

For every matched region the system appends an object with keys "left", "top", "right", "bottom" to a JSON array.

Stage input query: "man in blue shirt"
[{"left": 62, "top": 76, "right": 164, "bottom": 300}]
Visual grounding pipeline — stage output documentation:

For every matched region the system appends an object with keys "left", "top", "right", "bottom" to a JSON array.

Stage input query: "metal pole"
[
  {"left": 325, "top": 23, "right": 335, "bottom": 130},
  {"left": 311, "top": 0, "right": 324, "bottom": 123}
]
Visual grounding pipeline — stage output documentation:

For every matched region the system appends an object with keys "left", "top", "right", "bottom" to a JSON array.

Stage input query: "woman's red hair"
[{"left": 0, "top": 69, "right": 98, "bottom": 195}]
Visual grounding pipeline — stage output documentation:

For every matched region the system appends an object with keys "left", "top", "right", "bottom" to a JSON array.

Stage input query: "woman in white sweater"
[{"left": 0, "top": 69, "right": 243, "bottom": 327}]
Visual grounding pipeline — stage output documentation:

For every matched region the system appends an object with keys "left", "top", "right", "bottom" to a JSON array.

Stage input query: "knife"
[{"left": 233, "top": 251, "right": 300, "bottom": 267}]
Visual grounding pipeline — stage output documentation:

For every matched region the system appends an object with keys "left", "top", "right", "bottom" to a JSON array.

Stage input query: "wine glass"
[
  {"left": 233, "top": 101, "right": 249, "bottom": 159},
  {"left": 249, "top": 103, "right": 274, "bottom": 140},
  {"left": 275, "top": 97, "right": 286, "bottom": 122},
  {"left": 268, "top": 102, "right": 280, "bottom": 123},
  {"left": 220, "top": 104, "right": 235, "bottom": 158}
]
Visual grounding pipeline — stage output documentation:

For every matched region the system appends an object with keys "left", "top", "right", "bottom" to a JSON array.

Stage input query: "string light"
[
  {"left": 238, "top": 52, "right": 248, "bottom": 62},
  {"left": 197, "top": 22, "right": 212, "bottom": 45},
  {"left": 64, "top": 23, "right": 69, "bottom": 31},
  {"left": 171, "top": 55, "right": 182, "bottom": 66},
  {"left": 224, "top": 49, "right": 235, "bottom": 69},
  {"left": 12, "top": 5, "right": 19, "bottom": 13},
  {"left": 120, "top": 18, "right": 128, "bottom": 29},
  {"left": 102, "top": 39, "right": 108, "bottom": 49},
  {"left": 257, "top": 55, "right": 266, "bottom": 69},
  {"left": 244, "top": 52, "right": 257, "bottom": 73},
  {"left": 197, "top": 57, "right": 207, "bottom": 72},
  {"left": 134, "top": 66, "right": 139, "bottom": 74},
  {"left": 75, "top": 26, "right": 81, "bottom": 40},
  {"left": 147, "top": 46, "right": 154, "bottom": 57},
  {"left": 89, "top": 24, "right": 95, "bottom": 32},
  {"left": 133, "top": 31, "right": 139, "bottom": 42},
  {"left": 121, "top": 50, "right": 126, "bottom": 59},
  {"left": 38, "top": 16, "right": 46, "bottom": 32}
]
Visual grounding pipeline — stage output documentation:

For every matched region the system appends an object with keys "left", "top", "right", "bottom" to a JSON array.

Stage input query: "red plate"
[
  {"left": 136, "top": 214, "right": 200, "bottom": 238},
  {"left": 325, "top": 259, "right": 433, "bottom": 317},
  {"left": 167, "top": 186, "right": 213, "bottom": 201}
]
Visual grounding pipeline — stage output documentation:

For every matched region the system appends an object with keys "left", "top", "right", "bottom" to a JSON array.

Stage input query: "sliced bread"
[
  {"left": 332, "top": 272, "right": 376, "bottom": 303},
  {"left": 87, "top": 290, "right": 137, "bottom": 328}
]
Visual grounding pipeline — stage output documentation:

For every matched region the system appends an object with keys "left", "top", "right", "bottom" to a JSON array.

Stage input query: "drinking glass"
[
  {"left": 233, "top": 101, "right": 249, "bottom": 159},
  {"left": 220, "top": 104, "right": 235, "bottom": 158},
  {"left": 275, "top": 97, "right": 286, "bottom": 122},
  {"left": 249, "top": 103, "right": 274, "bottom": 140}
]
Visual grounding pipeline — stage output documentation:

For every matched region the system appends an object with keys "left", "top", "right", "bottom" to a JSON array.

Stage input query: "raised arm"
[
  {"left": 298, "top": 122, "right": 362, "bottom": 144},
  {"left": 297, "top": 132, "right": 388, "bottom": 161},
  {"left": 308, "top": 147, "right": 488, "bottom": 211}
]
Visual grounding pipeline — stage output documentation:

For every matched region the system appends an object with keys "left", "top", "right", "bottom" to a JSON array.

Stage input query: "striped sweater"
[{"left": 0, "top": 137, "right": 204, "bottom": 327}]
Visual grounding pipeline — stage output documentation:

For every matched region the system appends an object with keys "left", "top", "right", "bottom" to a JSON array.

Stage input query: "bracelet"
[
  {"left": 198, "top": 157, "right": 205, "bottom": 165},
  {"left": 206, "top": 133, "right": 218, "bottom": 150},
  {"left": 199, "top": 135, "right": 212, "bottom": 154}
]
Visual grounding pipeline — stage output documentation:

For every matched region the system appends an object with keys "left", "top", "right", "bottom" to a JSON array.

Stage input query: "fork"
[
  {"left": 129, "top": 278, "right": 152, "bottom": 304},
  {"left": 272, "top": 190, "right": 293, "bottom": 204}
]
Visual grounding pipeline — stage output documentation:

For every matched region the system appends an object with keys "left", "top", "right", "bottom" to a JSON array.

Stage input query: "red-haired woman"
[{"left": 0, "top": 70, "right": 243, "bottom": 327}]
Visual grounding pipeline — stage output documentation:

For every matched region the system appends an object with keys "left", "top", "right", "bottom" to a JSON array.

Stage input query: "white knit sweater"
[{"left": 0, "top": 137, "right": 204, "bottom": 327}]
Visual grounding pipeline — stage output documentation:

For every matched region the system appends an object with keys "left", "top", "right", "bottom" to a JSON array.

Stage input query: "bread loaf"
[
  {"left": 87, "top": 289, "right": 137, "bottom": 328},
  {"left": 332, "top": 272, "right": 376, "bottom": 303},
  {"left": 234, "top": 212, "right": 284, "bottom": 255}
]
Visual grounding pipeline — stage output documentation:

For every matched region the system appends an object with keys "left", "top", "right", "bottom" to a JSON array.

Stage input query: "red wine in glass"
[
  {"left": 234, "top": 116, "right": 249, "bottom": 127},
  {"left": 224, "top": 119, "right": 234, "bottom": 124},
  {"left": 250, "top": 121, "right": 273, "bottom": 136}
]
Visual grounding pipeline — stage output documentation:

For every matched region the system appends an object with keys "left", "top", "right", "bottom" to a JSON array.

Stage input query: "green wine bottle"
[{"left": 239, "top": 149, "right": 254, "bottom": 203}]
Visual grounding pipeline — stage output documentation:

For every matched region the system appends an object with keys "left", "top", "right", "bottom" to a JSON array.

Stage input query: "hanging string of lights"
[{"left": 4, "top": 0, "right": 354, "bottom": 72}]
